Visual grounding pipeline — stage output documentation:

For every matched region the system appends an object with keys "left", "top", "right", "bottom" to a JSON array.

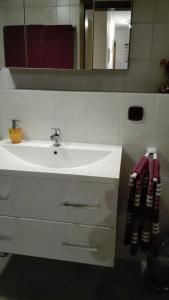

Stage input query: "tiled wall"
[
  {"left": 0, "top": 0, "right": 168, "bottom": 92},
  {"left": 0, "top": 89, "right": 169, "bottom": 258}
]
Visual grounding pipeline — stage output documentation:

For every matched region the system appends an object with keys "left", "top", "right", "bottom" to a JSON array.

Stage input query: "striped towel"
[{"left": 124, "top": 155, "right": 161, "bottom": 256}]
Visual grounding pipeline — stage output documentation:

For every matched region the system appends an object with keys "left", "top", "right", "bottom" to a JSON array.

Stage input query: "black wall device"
[{"left": 128, "top": 106, "right": 144, "bottom": 121}]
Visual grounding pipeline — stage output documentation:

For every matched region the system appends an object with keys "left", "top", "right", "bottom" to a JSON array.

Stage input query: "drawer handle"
[
  {"left": 61, "top": 241, "right": 99, "bottom": 253},
  {"left": 0, "top": 192, "right": 10, "bottom": 201},
  {"left": 61, "top": 202, "right": 99, "bottom": 210},
  {"left": 0, "top": 233, "right": 13, "bottom": 241}
]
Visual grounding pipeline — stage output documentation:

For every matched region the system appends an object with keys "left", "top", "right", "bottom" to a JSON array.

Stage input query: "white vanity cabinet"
[
  {"left": 0, "top": 141, "right": 122, "bottom": 267},
  {"left": 0, "top": 174, "right": 119, "bottom": 267}
]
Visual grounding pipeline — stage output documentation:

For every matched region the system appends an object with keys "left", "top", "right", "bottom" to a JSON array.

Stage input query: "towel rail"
[
  {"left": 146, "top": 147, "right": 157, "bottom": 159},
  {"left": 131, "top": 148, "right": 158, "bottom": 179}
]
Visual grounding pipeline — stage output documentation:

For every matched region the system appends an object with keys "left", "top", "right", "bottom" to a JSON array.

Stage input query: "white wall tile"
[
  {"left": 70, "top": 0, "right": 80, "bottom": 5},
  {"left": 124, "top": 60, "right": 158, "bottom": 92},
  {"left": 56, "top": 0, "right": 80, "bottom": 6},
  {"left": 70, "top": 5, "right": 80, "bottom": 68},
  {"left": 53, "top": 92, "right": 88, "bottom": 142},
  {"left": 152, "top": 24, "right": 169, "bottom": 59},
  {"left": 0, "top": 69, "right": 15, "bottom": 89},
  {"left": 155, "top": 0, "right": 169, "bottom": 24},
  {"left": 120, "top": 93, "right": 158, "bottom": 138},
  {"left": 155, "top": 94, "right": 169, "bottom": 137},
  {"left": 149, "top": 59, "right": 167, "bottom": 92},
  {"left": 23, "top": 90, "right": 58, "bottom": 140},
  {"left": 56, "top": 0, "right": 70, "bottom": 6},
  {"left": 74, "top": 74, "right": 103, "bottom": 91},
  {"left": 86, "top": 93, "right": 122, "bottom": 144},
  {"left": 25, "top": 0, "right": 56, "bottom": 7},
  {"left": 0, "top": 28, "right": 5, "bottom": 67},
  {"left": 130, "top": 24, "right": 153, "bottom": 59},
  {"left": 0, "top": 7, "right": 5, "bottom": 26},
  {"left": 0, "top": 0, "right": 23, "bottom": 9},
  {"left": 118, "top": 136, "right": 156, "bottom": 163},
  {"left": 55, "top": 6, "right": 70, "bottom": 25},
  {"left": 132, "top": 0, "right": 155, "bottom": 23},
  {"left": 101, "top": 73, "right": 125, "bottom": 92},
  {"left": 25, "top": 6, "right": 56, "bottom": 25},
  {"left": 3, "top": 8, "right": 24, "bottom": 26},
  {"left": 0, "top": 48, "right": 5, "bottom": 67},
  {"left": 70, "top": 5, "right": 80, "bottom": 27}
]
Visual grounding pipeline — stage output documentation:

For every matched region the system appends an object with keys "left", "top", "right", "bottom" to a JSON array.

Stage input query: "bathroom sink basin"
[
  {"left": 0, "top": 140, "right": 122, "bottom": 181},
  {"left": 3, "top": 143, "right": 112, "bottom": 169}
]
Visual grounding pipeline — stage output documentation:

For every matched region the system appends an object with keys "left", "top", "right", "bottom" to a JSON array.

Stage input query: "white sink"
[
  {"left": 3, "top": 143, "right": 112, "bottom": 169},
  {"left": 0, "top": 140, "right": 122, "bottom": 181}
]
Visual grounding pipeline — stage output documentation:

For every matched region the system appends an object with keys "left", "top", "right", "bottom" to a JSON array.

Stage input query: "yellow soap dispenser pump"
[{"left": 9, "top": 119, "right": 22, "bottom": 144}]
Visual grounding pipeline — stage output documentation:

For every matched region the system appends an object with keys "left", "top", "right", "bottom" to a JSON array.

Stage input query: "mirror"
[
  {"left": 93, "top": 0, "right": 132, "bottom": 69},
  {"left": 0, "top": 0, "right": 132, "bottom": 70},
  {"left": 0, "top": 0, "right": 25, "bottom": 67}
]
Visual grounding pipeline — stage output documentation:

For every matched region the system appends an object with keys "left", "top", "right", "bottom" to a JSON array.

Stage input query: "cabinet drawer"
[
  {"left": 0, "top": 217, "right": 116, "bottom": 267},
  {"left": 0, "top": 216, "right": 16, "bottom": 241},
  {"left": 9, "top": 176, "right": 118, "bottom": 227},
  {"left": 0, "top": 176, "right": 14, "bottom": 216}
]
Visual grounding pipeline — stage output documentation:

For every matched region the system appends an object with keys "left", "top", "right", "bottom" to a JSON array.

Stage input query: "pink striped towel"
[{"left": 124, "top": 155, "right": 161, "bottom": 256}]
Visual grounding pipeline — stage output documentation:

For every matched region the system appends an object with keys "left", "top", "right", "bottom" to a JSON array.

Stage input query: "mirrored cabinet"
[{"left": 0, "top": 0, "right": 132, "bottom": 70}]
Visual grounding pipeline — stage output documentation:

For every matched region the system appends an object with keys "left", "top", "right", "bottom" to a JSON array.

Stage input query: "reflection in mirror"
[
  {"left": 25, "top": 0, "right": 78, "bottom": 69},
  {"left": 85, "top": 1, "right": 94, "bottom": 69},
  {"left": 24, "top": 0, "right": 93, "bottom": 69},
  {"left": 0, "top": 0, "right": 25, "bottom": 67},
  {"left": 0, "top": 0, "right": 94, "bottom": 69},
  {"left": 93, "top": 0, "right": 132, "bottom": 69}
]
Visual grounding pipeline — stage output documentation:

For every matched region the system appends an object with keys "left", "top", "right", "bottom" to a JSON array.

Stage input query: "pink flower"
[{"left": 160, "top": 59, "right": 168, "bottom": 65}]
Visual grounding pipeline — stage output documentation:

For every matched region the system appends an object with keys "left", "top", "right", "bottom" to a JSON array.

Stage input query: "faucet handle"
[{"left": 50, "top": 128, "right": 61, "bottom": 136}]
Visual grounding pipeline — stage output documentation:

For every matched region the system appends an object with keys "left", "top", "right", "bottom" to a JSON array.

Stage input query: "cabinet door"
[{"left": 11, "top": 176, "right": 118, "bottom": 227}]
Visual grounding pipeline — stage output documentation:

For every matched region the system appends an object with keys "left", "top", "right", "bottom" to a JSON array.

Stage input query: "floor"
[{"left": 0, "top": 255, "right": 168, "bottom": 300}]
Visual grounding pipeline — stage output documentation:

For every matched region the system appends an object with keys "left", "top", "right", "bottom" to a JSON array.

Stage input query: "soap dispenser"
[{"left": 9, "top": 119, "right": 22, "bottom": 144}]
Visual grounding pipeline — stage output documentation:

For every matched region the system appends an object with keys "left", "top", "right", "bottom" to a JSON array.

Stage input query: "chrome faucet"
[{"left": 50, "top": 128, "right": 61, "bottom": 147}]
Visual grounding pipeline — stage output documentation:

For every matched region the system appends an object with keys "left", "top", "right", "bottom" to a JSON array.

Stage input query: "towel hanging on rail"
[{"left": 124, "top": 151, "right": 161, "bottom": 257}]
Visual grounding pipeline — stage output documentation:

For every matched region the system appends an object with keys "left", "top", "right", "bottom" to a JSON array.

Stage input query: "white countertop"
[{"left": 0, "top": 140, "right": 122, "bottom": 183}]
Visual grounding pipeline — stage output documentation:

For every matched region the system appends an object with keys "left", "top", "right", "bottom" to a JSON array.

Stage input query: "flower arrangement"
[{"left": 159, "top": 58, "right": 169, "bottom": 93}]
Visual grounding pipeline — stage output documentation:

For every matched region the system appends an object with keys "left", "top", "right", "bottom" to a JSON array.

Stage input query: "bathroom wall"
[
  {"left": 0, "top": 0, "right": 169, "bottom": 92},
  {"left": 0, "top": 89, "right": 169, "bottom": 259}
]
